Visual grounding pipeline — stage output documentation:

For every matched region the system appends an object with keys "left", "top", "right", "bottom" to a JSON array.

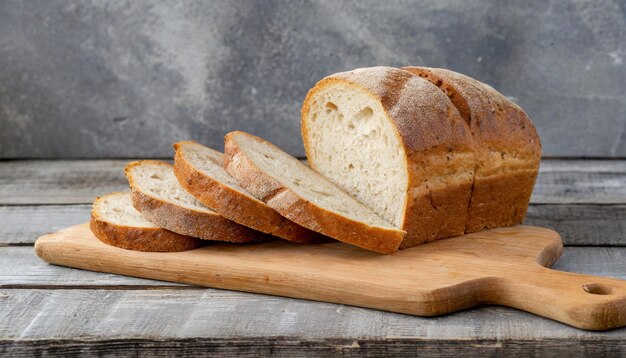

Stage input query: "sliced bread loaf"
[
  {"left": 173, "top": 141, "right": 318, "bottom": 243},
  {"left": 125, "top": 160, "right": 263, "bottom": 243},
  {"left": 301, "top": 66, "right": 476, "bottom": 248},
  {"left": 90, "top": 192, "right": 203, "bottom": 252},
  {"left": 401, "top": 66, "right": 541, "bottom": 232},
  {"left": 223, "top": 131, "right": 405, "bottom": 254}
]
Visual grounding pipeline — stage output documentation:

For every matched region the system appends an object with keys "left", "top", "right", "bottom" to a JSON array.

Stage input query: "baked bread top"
[
  {"left": 401, "top": 66, "right": 541, "bottom": 232},
  {"left": 401, "top": 66, "right": 541, "bottom": 175}
]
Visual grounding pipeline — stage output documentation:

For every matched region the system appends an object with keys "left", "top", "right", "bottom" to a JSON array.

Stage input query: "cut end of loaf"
[
  {"left": 226, "top": 131, "right": 398, "bottom": 230},
  {"left": 302, "top": 67, "right": 483, "bottom": 247},
  {"left": 302, "top": 81, "right": 408, "bottom": 228},
  {"left": 225, "top": 131, "right": 404, "bottom": 254}
]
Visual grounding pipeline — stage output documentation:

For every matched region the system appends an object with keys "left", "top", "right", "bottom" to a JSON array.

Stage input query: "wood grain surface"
[
  {"left": 35, "top": 223, "right": 626, "bottom": 330},
  {"left": 3, "top": 289, "right": 626, "bottom": 357}
]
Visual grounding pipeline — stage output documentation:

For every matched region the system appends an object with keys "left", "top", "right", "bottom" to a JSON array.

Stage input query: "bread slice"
[
  {"left": 301, "top": 66, "right": 476, "bottom": 248},
  {"left": 173, "top": 141, "right": 318, "bottom": 243},
  {"left": 223, "top": 131, "right": 405, "bottom": 254},
  {"left": 90, "top": 192, "right": 203, "bottom": 252},
  {"left": 401, "top": 66, "right": 541, "bottom": 232},
  {"left": 125, "top": 160, "right": 263, "bottom": 243}
]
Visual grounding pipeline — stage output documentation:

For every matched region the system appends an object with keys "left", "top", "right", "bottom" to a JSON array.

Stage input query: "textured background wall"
[{"left": 0, "top": 0, "right": 624, "bottom": 158}]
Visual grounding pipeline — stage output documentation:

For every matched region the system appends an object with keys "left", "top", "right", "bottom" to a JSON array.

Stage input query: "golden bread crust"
[{"left": 402, "top": 66, "right": 541, "bottom": 232}]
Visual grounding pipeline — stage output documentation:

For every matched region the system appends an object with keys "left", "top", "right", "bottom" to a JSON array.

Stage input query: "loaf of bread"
[
  {"left": 223, "top": 131, "right": 405, "bottom": 254},
  {"left": 402, "top": 66, "right": 541, "bottom": 233},
  {"left": 88, "top": 65, "right": 540, "bottom": 254},
  {"left": 90, "top": 192, "right": 203, "bottom": 252},
  {"left": 302, "top": 66, "right": 477, "bottom": 248},
  {"left": 302, "top": 66, "right": 540, "bottom": 248}
]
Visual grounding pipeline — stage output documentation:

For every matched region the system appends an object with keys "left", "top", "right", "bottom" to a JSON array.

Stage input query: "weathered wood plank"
[
  {"left": 0, "top": 160, "right": 131, "bottom": 205},
  {"left": 531, "top": 160, "right": 626, "bottom": 204},
  {"left": 1, "top": 289, "right": 625, "bottom": 354},
  {"left": 1, "top": 245, "right": 625, "bottom": 289},
  {"left": 2, "top": 204, "right": 624, "bottom": 245},
  {"left": 2, "top": 248, "right": 626, "bottom": 355},
  {"left": 1, "top": 159, "right": 625, "bottom": 205},
  {"left": 26, "top": 223, "right": 626, "bottom": 331},
  {"left": 0, "top": 205, "right": 90, "bottom": 245},
  {"left": 2, "top": 336, "right": 626, "bottom": 357},
  {"left": 551, "top": 247, "right": 626, "bottom": 277},
  {"left": 524, "top": 204, "right": 626, "bottom": 246},
  {"left": 0, "top": 246, "right": 185, "bottom": 287}
]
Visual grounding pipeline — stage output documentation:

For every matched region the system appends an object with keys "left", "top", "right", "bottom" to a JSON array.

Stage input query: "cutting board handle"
[{"left": 499, "top": 265, "right": 626, "bottom": 330}]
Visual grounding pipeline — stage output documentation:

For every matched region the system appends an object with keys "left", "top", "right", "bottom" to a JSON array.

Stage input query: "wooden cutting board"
[{"left": 35, "top": 223, "right": 626, "bottom": 331}]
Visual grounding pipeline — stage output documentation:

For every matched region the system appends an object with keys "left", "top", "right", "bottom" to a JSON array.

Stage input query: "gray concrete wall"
[{"left": 0, "top": 0, "right": 624, "bottom": 158}]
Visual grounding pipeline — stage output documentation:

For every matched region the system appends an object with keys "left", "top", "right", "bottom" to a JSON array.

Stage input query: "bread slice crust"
[
  {"left": 125, "top": 160, "right": 262, "bottom": 243},
  {"left": 90, "top": 192, "right": 203, "bottom": 252},
  {"left": 301, "top": 67, "right": 476, "bottom": 248},
  {"left": 173, "top": 141, "right": 317, "bottom": 243},
  {"left": 401, "top": 66, "right": 541, "bottom": 232},
  {"left": 224, "top": 131, "right": 405, "bottom": 254}
]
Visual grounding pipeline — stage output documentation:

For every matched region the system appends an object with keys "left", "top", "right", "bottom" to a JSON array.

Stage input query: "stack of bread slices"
[{"left": 91, "top": 66, "right": 541, "bottom": 254}]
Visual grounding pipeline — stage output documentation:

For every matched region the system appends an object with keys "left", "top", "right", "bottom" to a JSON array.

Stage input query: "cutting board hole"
[{"left": 582, "top": 283, "right": 613, "bottom": 295}]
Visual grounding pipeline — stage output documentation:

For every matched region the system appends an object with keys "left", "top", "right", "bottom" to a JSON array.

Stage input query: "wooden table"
[{"left": 1, "top": 159, "right": 626, "bottom": 357}]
